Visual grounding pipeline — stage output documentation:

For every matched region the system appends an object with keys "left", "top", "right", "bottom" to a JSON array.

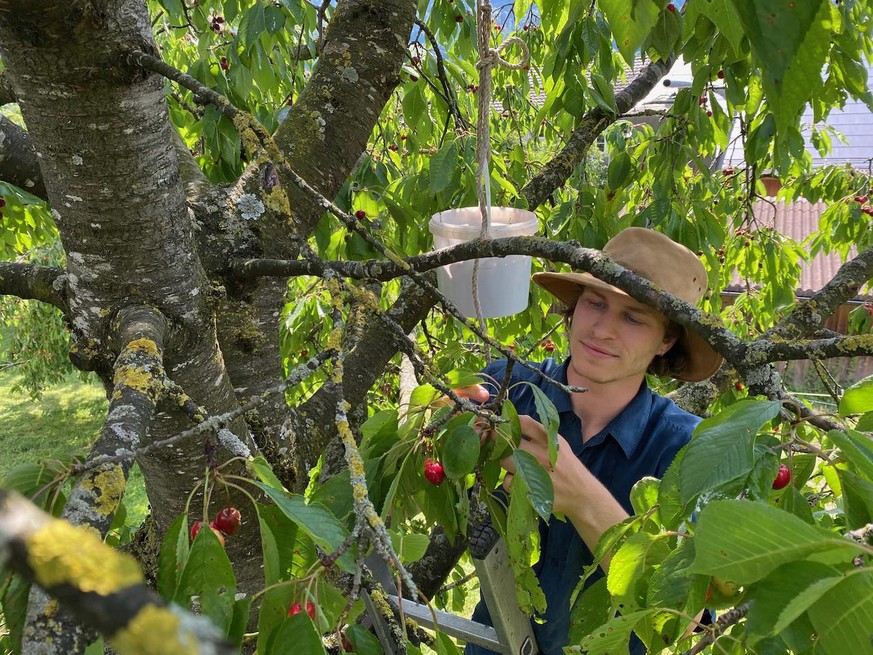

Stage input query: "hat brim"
[{"left": 532, "top": 271, "right": 723, "bottom": 383}]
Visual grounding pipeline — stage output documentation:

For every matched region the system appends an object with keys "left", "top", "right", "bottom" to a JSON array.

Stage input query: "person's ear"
[{"left": 657, "top": 336, "right": 678, "bottom": 356}]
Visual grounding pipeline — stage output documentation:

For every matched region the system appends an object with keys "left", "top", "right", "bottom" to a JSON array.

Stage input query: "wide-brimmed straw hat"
[{"left": 532, "top": 227, "right": 723, "bottom": 382}]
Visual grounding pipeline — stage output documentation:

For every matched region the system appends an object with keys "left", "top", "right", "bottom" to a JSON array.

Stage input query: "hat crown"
[{"left": 604, "top": 227, "right": 706, "bottom": 305}]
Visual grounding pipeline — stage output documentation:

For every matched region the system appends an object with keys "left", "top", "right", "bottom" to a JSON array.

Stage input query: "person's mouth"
[{"left": 581, "top": 342, "right": 617, "bottom": 358}]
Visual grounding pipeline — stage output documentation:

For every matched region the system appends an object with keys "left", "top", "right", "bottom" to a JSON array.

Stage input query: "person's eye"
[
  {"left": 625, "top": 314, "right": 645, "bottom": 325},
  {"left": 588, "top": 299, "right": 605, "bottom": 309}
]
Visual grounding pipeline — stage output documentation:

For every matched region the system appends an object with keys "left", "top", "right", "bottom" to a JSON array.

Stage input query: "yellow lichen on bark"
[
  {"left": 80, "top": 465, "right": 127, "bottom": 516},
  {"left": 112, "top": 338, "right": 163, "bottom": 400},
  {"left": 111, "top": 605, "right": 199, "bottom": 655},
  {"left": 27, "top": 520, "right": 142, "bottom": 595},
  {"left": 263, "top": 183, "right": 291, "bottom": 215}
]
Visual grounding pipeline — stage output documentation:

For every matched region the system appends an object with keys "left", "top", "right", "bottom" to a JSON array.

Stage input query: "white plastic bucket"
[{"left": 428, "top": 207, "right": 539, "bottom": 319}]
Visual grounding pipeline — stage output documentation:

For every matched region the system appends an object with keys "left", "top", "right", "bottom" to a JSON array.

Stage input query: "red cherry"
[
  {"left": 0, "top": 198, "right": 5, "bottom": 207},
  {"left": 220, "top": 56, "right": 229, "bottom": 71},
  {"left": 706, "top": 110, "right": 712, "bottom": 117},
  {"left": 424, "top": 458, "right": 446, "bottom": 485},
  {"left": 735, "top": 382, "right": 744, "bottom": 391},
  {"left": 667, "top": 3, "right": 676, "bottom": 12},
  {"left": 288, "top": 600, "right": 316, "bottom": 619},
  {"left": 388, "top": 144, "right": 399, "bottom": 152},
  {"left": 854, "top": 195, "right": 868, "bottom": 204},
  {"left": 409, "top": 75, "right": 418, "bottom": 82},
  {"left": 214, "top": 507, "right": 241, "bottom": 536},
  {"left": 190, "top": 520, "right": 204, "bottom": 541},
  {"left": 772, "top": 463, "right": 792, "bottom": 490},
  {"left": 542, "top": 340, "right": 555, "bottom": 353},
  {"left": 717, "top": 70, "right": 725, "bottom": 79},
  {"left": 862, "top": 206, "right": 873, "bottom": 217},
  {"left": 455, "top": 14, "right": 464, "bottom": 23},
  {"left": 354, "top": 209, "right": 367, "bottom": 220}
]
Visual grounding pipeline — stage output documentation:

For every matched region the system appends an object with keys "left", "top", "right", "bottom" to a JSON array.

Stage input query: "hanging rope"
[{"left": 472, "top": 1, "right": 530, "bottom": 358}]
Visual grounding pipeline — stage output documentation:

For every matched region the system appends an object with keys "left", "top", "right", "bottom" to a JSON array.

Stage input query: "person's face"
[{"left": 566, "top": 286, "right": 677, "bottom": 387}]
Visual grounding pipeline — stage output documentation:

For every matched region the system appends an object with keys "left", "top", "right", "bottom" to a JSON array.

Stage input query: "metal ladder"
[{"left": 364, "top": 520, "right": 539, "bottom": 655}]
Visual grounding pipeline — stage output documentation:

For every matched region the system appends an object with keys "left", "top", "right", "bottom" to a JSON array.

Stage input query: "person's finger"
[
  {"left": 454, "top": 384, "right": 490, "bottom": 403},
  {"left": 518, "top": 415, "right": 547, "bottom": 443},
  {"left": 502, "top": 472, "right": 514, "bottom": 493},
  {"left": 431, "top": 384, "right": 490, "bottom": 407}
]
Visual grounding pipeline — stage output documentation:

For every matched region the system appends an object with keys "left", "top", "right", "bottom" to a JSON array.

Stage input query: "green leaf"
[
  {"left": 0, "top": 573, "right": 30, "bottom": 654},
  {"left": 839, "top": 374, "right": 873, "bottom": 416},
  {"left": 607, "top": 151, "right": 632, "bottom": 192},
  {"left": 607, "top": 531, "right": 672, "bottom": 609},
  {"left": 589, "top": 72, "right": 618, "bottom": 115},
  {"left": 157, "top": 513, "right": 190, "bottom": 600},
  {"left": 239, "top": 1, "right": 267, "bottom": 51},
  {"left": 360, "top": 409, "right": 400, "bottom": 459},
  {"left": 733, "top": 0, "right": 833, "bottom": 130},
  {"left": 344, "top": 624, "right": 383, "bottom": 655},
  {"left": 568, "top": 577, "right": 611, "bottom": 645},
  {"left": 697, "top": 0, "right": 745, "bottom": 55},
  {"left": 257, "top": 512, "right": 281, "bottom": 586},
  {"left": 248, "top": 455, "right": 287, "bottom": 491},
  {"left": 689, "top": 500, "right": 861, "bottom": 584},
  {"left": 629, "top": 476, "right": 659, "bottom": 521},
  {"left": 506, "top": 470, "right": 547, "bottom": 615},
  {"left": 175, "top": 526, "right": 236, "bottom": 633},
  {"left": 513, "top": 449, "right": 554, "bottom": 521},
  {"left": 745, "top": 561, "right": 843, "bottom": 642},
  {"left": 441, "top": 424, "right": 480, "bottom": 479},
  {"left": 807, "top": 570, "right": 873, "bottom": 655},
  {"left": 523, "top": 383, "right": 560, "bottom": 467},
  {"left": 577, "top": 609, "right": 651, "bottom": 655},
  {"left": 389, "top": 530, "right": 430, "bottom": 563},
  {"left": 599, "top": 0, "right": 661, "bottom": 66},
  {"left": 253, "top": 482, "right": 355, "bottom": 572},
  {"left": 269, "top": 613, "right": 328, "bottom": 655},
  {"left": 228, "top": 596, "right": 254, "bottom": 648},
  {"left": 827, "top": 429, "right": 873, "bottom": 481},
  {"left": 434, "top": 631, "right": 463, "bottom": 655},
  {"left": 647, "top": 538, "right": 704, "bottom": 610},
  {"left": 429, "top": 139, "right": 458, "bottom": 195},
  {"left": 837, "top": 467, "right": 873, "bottom": 530},
  {"left": 679, "top": 399, "right": 781, "bottom": 506}
]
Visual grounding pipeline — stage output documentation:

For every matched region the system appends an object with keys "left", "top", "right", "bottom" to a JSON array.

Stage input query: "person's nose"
[{"left": 589, "top": 309, "right": 619, "bottom": 339}]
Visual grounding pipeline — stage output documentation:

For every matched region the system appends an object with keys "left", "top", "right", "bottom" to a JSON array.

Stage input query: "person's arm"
[{"left": 501, "top": 415, "right": 628, "bottom": 573}]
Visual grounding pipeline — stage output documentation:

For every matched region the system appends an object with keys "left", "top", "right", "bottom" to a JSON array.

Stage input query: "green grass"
[{"left": 0, "top": 367, "right": 148, "bottom": 527}]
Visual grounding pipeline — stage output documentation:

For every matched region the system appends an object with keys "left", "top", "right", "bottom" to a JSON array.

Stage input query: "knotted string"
[{"left": 472, "top": 1, "right": 530, "bottom": 359}]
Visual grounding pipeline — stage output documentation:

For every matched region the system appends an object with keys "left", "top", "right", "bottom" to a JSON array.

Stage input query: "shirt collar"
[
  {"left": 554, "top": 357, "right": 653, "bottom": 459},
  {"left": 600, "top": 380, "right": 653, "bottom": 458}
]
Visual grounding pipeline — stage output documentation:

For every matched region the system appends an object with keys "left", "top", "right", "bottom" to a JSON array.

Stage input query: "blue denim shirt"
[{"left": 465, "top": 358, "right": 700, "bottom": 655}]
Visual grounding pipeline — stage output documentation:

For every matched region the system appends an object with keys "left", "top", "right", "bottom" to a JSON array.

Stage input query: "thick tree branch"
[
  {"left": 0, "top": 490, "right": 236, "bottom": 655},
  {"left": 521, "top": 56, "right": 675, "bottom": 209},
  {"left": 0, "top": 114, "right": 47, "bottom": 199},
  {"left": 0, "top": 262, "right": 67, "bottom": 311},
  {"left": 746, "top": 334, "right": 873, "bottom": 362},
  {"left": 237, "top": 234, "right": 743, "bottom": 363},
  {"left": 25, "top": 305, "right": 168, "bottom": 654}
]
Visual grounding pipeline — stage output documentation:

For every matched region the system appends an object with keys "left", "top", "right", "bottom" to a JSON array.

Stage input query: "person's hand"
[{"left": 499, "top": 415, "right": 586, "bottom": 516}]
